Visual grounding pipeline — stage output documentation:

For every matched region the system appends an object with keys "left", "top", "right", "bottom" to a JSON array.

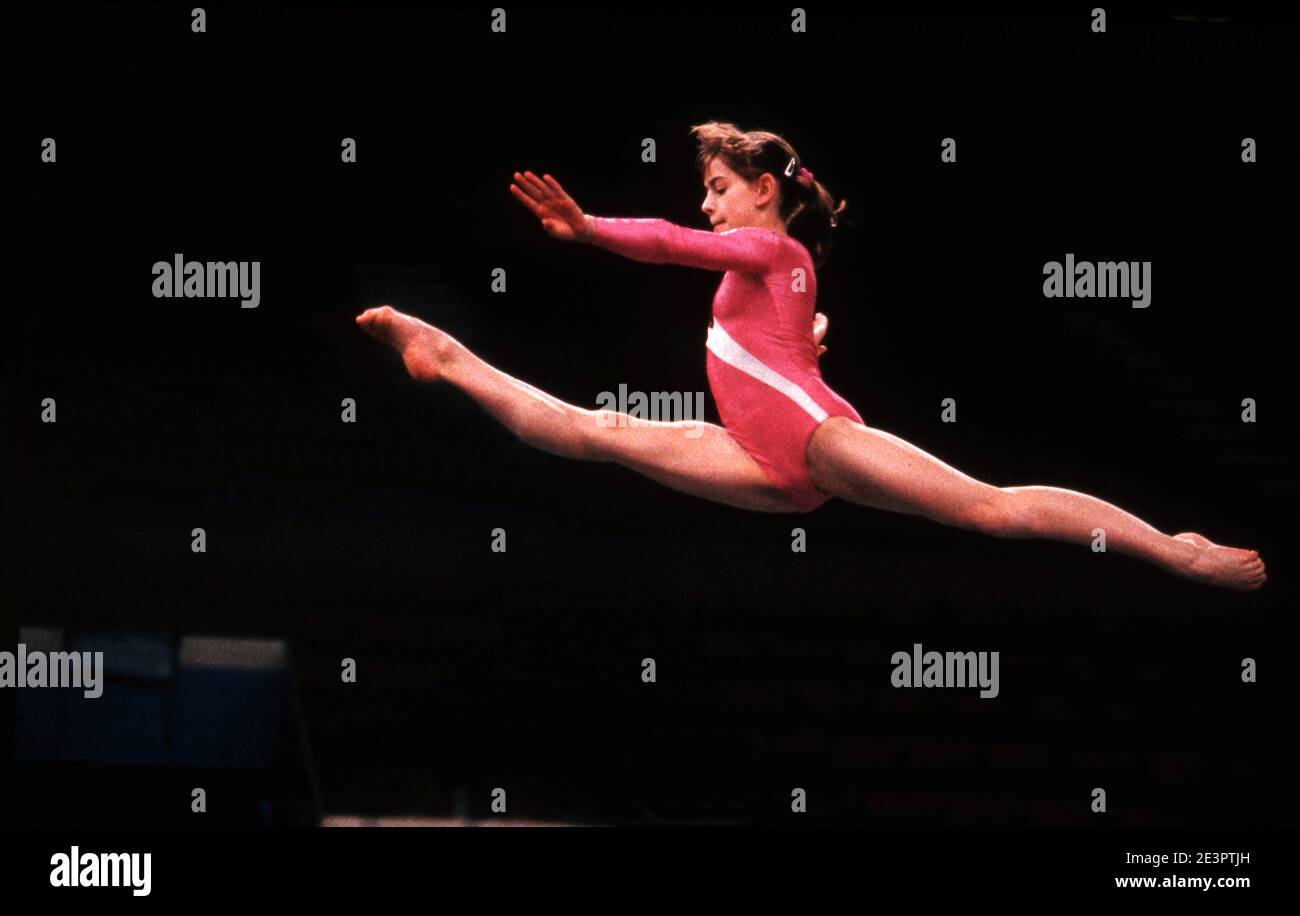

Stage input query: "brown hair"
[{"left": 689, "top": 121, "right": 847, "bottom": 270}]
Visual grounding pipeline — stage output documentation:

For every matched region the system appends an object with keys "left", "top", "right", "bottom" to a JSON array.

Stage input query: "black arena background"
[{"left": 5, "top": 2, "right": 1299, "bottom": 889}]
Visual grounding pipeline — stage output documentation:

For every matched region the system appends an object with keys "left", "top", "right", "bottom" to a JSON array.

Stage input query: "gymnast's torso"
[{"left": 588, "top": 216, "right": 864, "bottom": 511}]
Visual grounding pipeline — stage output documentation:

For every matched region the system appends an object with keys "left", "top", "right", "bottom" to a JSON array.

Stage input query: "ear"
[{"left": 755, "top": 172, "right": 779, "bottom": 208}]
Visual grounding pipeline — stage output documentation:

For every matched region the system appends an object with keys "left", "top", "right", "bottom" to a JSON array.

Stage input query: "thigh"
[
  {"left": 586, "top": 409, "right": 797, "bottom": 513},
  {"left": 805, "top": 416, "right": 1002, "bottom": 524}
]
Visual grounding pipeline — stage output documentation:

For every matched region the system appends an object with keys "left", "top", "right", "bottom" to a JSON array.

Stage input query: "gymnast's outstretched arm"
[
  {"left": 583, "top": 216, "right": 781, "bottom": 274},
  {"left": 509, "top": 169, "right": 780, "bottom": 273}
]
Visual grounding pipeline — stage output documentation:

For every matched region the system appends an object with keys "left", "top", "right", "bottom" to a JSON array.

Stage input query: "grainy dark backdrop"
[{"left": 7, "top": 4, "right": 1298, "bottom": 825}]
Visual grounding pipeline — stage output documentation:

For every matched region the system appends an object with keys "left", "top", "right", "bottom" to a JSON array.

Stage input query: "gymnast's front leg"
[{"left": 355, "top": 305, "right": 795, "bottom": 513}]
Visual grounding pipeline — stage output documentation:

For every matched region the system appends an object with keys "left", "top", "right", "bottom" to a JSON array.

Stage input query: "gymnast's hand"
[
  {"left": 510, "top": 171, "right": 593, "bottom": 242},
  {"left": 813, "top": 312, "right": 828, "bottom": 357}
]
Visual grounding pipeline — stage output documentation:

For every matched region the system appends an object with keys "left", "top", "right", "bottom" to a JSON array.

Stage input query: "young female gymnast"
[{"left": 356, "top": 121, "right": 1266, "bottom": 591}]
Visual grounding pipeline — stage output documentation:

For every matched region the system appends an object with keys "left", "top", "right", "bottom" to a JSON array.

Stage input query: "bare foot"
[
  {"left": 356, "top": 305, "right": 460, "bottom": 383},
  {"left": 1172, "top": 532, "right": 1267, "bottom": 590}
]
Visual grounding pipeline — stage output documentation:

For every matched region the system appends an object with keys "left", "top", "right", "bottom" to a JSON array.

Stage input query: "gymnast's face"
[{"left": 700, "top": 156, "right": 780, "bottom": 233}]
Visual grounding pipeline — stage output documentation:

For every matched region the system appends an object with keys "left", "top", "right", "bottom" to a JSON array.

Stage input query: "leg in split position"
[
  {"left": 358, "top": 305, "right": 1266, "bottom": 590},
  {"left": 804, "top": 416, "right": 1267, "bottom": 590},
  {"left": 355, "top": 305, "right": 796, "bottom": 513}
]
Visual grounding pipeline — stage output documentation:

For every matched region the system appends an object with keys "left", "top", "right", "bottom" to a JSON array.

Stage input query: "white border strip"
[{"left": 706, "top": 319, "right": 828, "bottom": 423}]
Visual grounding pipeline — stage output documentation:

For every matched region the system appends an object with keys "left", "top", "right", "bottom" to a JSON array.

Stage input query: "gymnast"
[{"left": 357, "top": 121, "right": 1265, "bottom": 590}]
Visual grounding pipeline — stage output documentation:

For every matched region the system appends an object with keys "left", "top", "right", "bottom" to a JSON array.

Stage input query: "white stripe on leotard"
[{"left": 706, "top": 319, "right": 829, "bottom": 423}]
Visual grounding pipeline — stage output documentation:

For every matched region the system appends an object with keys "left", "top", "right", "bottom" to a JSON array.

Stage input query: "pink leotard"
[{"left": 587, "top": 217, "right": 864, "bottom": 512}]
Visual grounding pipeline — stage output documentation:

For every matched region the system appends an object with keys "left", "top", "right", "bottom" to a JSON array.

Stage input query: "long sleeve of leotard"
[{"left": 586, "top": 217, "right": 782, "bottom": 274}]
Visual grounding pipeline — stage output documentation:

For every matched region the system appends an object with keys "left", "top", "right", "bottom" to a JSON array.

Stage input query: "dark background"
[{"left": 6, "top": 4, "right": 1298, "bottom": 825}]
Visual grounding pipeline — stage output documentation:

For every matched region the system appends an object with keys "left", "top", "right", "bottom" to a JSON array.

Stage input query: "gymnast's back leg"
[
  {"left": 356, "top": 305, "right": 796, "bottom": 514},
  {"left": 805, "top": 416, "right": 1266, "bottom": 590}
]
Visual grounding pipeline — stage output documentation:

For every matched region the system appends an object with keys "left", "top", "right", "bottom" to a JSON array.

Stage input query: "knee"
[
  {"left": 517, "top": 406, "right": 606, "bottom": 461},
  {"left": 962, "top": 489, "right": 1023, "bottom": 537},
  {"left": 568, "top": 408, "right": 620, "bottom": 461}
]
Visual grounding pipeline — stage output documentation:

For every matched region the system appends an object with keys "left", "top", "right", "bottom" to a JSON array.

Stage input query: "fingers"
[
  {"left": 812, "top": 312, "right": 829, "bottom": 347},
  {"left": 512, "top": 169, "right": 572, "bottom": 211},
  {"left": 541, "top": 174, "right": 581, "bottom": 218},
  {"left": 511, "top": 170, "right": 580, "bottom": 211},
  {"left": 509, "top": 182, "right": 546, "bottom": 218},
  {"left": 542, "top": 174, "right": 569, "bottom": 199},
  {"left": 517, "top": 170, "right": 550, "bottom": 200},
  {"left": 545, "top": 175, "right": 585, "bottom": 218},
  {"left": 509, "top": 171, "right": 547, "bottom": 207},
  {"left": 355, "top": 304, "right": 392, "bottom": 324},
  {"left": 512, "top": 170, "right": 582, "bottom": 233}
]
